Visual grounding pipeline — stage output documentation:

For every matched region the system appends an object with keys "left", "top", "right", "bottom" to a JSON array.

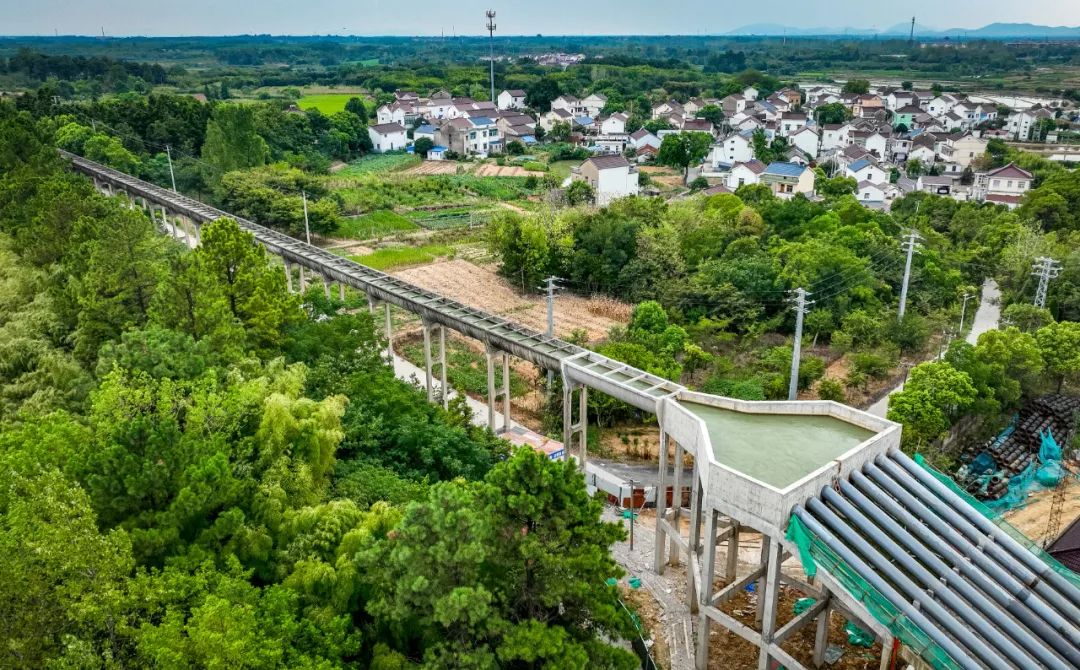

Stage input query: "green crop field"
[
  {"left": 335, "top": 153, "right": 421, "bottom": 177},
  {"left": 336, "top": 210, "right": 419, "bottom": 238},
  {"left": 297, "top": 93, "right": 363, "bottom": 115},
  {"left": 350, "top": 243, "right": 454, "bottom": 270}
]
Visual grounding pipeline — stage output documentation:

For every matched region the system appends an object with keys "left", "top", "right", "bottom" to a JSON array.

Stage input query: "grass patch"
[
  {"left": 351, "top": 244, "right": 454, "bottom": 270},
  {"left": 547, "top": 160, "right": 580, "bottom": 181},
  {"left": 400, "top": 338, "right": 530, "bottom": 398},
  {"left": 336, "top": 153, "right": 421, "bottom": 177},
  {"left": 297, "top": 93, "right": 365, "bottom": 115},
  {"left": 337, "top": 210, "right": 418, "bottom": 238}
]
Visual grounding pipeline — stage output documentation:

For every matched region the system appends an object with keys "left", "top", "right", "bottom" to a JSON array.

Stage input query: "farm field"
[
  {"left": 351, "top": 243, "right": 455, "bottom": 270},
  {"left": 393, "top": 259, "right": 631, "bottom": 343},
  {"left": 334, "top": 153, "right": 421, "bottom": 177},
  {"left": 296, "top": 92, "right": 365, "bottom": 114},
  {"left": 336, "top": 210, "right": 418, "bottom": 238}
]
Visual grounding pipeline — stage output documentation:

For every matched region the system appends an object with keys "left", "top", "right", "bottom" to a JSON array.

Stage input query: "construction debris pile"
[{"left": 957, "top": 394, "right": 1080, "bottom": 511}]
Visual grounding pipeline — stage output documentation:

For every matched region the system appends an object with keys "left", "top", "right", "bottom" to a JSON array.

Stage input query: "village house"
[
  {"left": 497, "top": 89, "right": 527, "bottom": 111},
  {"left": 761, "top": 162, "right": 816, "bottom": 199},
  {"left": 1006, "top": 107, "right": 1054, "bottom": 141},
  {"left": 846, "top": 158, "right": 889, "bottom": 185},
  {"left": 856, "top": 180, "right": 888, "bottom": 206},
  {"left": 980, "top": 163, "right": 1034, "bottom": 208},
  {"left": 725, "top": 159, "right": 767, "bottom": 190},
  {"left": 652, "top": 100, "right": 685, "bottom": 119},
  {"left": 790, "top": 126, "right": 820, "bottom": 159},
  {"left": 708, "top": 131, "right": 755, "bottom": 168},
  {"left": 950, "top": 132, "right": 989, "bottom": 168},
  {"left": 436, "top": 116, "right": 502, "bottom": 157},
  {"left": 917, "top": 174, "right": 954, "bottom": 196},
  {"left": 367, "top": 123, "right": 408, "bottom": 153},
  {"left": 600, "top": 112, "right": 628, "bottom": 135},
  {"left": 630, "top": 128, "right": 662, "bottom": 152},
  {"left": 572, "top": 155, "right": 640, "bottom": 205},
  {"left": 581, "top": 93, "right": 608, "bottom": 117},
  {"left": 540, "top": 108, "right": 573, "bottom": 132},
  {"left": 779, "top": 112, "right": 808, "bottom": 137}
]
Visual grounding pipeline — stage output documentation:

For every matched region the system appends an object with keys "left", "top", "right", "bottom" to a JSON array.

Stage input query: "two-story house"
[
  {"left": 982, "top": 163, "right": 1033, "bottom": 208},
  {"left": 497, "top": 89, "right": 527, "bottom": 110},
  {"left": 572, "top": 155, "right": 640, "bottom": 206},
  {"left": 761, "top": 162, "right": 816, "bottom": 199},
  {"left": 368, "top": 123, "right": 408, "bottom": 153}
]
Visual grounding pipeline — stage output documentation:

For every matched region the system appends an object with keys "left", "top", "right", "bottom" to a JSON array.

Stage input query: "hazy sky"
[{"left": 3, "top": 0, "right": 1080, "bottom": 36}]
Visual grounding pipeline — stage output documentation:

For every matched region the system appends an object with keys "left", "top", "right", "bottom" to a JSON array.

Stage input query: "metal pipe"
[
  {"left": 806, "top": 498, "right": 1011, "bottom": 670},
  {"left": 892, "top": 451, "right": 1080, "bottom": 611},
  {"left": 793, "top": 508, "right": 983, "bottom": 670},
  {"left": 843, "top": 475, "right": 1076, "bottom": 668},
  {"left": 863, "top": 464, "right": 1080, "bottom": 656},
  {"left": 821, "top": 487, "right": 1059, "bottom": 669},
  {"left": 878, "top": 455, "right": 1080, "bottom": 628}
]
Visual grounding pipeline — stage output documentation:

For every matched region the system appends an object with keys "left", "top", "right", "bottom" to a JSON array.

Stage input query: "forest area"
[{"left": 0, "top": 103, "right": 644, "bottom": 670}]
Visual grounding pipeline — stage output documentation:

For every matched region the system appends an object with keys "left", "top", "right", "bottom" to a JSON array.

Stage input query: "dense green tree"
[
  {"left": 658, "top": 131, "right": 711, "bottom": 179},
  {"left": 202, "top": 104, "right": 269, "bottom": 176},
  {"left": 1036, "top": 321, "right": 1080, "bottom": 391},
  {"left": 888, "top": 362, "right": 977, "bottom": 451}
]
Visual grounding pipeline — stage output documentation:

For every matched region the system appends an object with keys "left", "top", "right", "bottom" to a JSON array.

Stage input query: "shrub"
[
  {"left": 850, "top": 351, "right": 893, "bottom": 380},
  {"left": 817, "top": 378, "right": 846, "bottom": 402},
  {"left": 523, "top": 161, "right": 547, "bottom": 172}
]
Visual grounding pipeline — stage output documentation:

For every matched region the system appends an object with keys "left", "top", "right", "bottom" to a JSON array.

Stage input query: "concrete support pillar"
[
  {"left": 501, "top": 351, "right": 511, "bottom": 430},
  {"left": 192, "top": 221, "right": 201, "bottom": 245},
  {"left": 384, "top": 303, "right": 393, "bottom": 359},
  {"left": 339, "top": 282, "right": 345, "bottom": 301},
  {"left": 322, "top": 275, "right": 331, "bottom": 301},
  {"left": 696, "top": 509, "right": 718, "bottom": 670},
  {"left": 576, "top": 384, "right": 587, "bottom": 461},
  {"left": 438, "top": 326, "right": 447, "bottom": 409},
  {"left": 653, "top": 430, "right": 669, "bottom": 574},
  {"left": 284, "top": 260, "right": 294, "bottom": 293},
  {"left": 687, "top": 474, "right": 702, "bottom": 616},
  {"left": 757, "top": 539, "right": 783, "bottom": 670},
  {"left": 669, "top": 442, "right": 685, "bottom": 566},
  {"left": 725, "top": 521, "right": 740, "bottom": 582},
  {"left": 486, "top": 347, "right": 497, "bottom": 431},
  {"left": 755, "top": 536, "right": 770, "bottom": 627},
  {"left": 423, "top": 323, "right": 435, "bottom": 403},
  {"left": 561, "top": 377, "right": 588, "bottom": 467},
  {"left": 298, "top": 266, "right": 306, "bottom": 293},
  {"left": 878, "top": 635, "right": 894, "bottom": 670},
  {"left": 813, "top": 600, "right": 831, "bottom": 668}
]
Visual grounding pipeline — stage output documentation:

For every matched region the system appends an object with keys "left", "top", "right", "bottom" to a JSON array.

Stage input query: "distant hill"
[{"left": 727, "top": 22, "right": 1080, "bottom": 39}]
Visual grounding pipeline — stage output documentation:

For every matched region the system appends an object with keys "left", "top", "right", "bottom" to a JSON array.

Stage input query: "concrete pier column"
[
  {"left": 813, "top": 600, "right": 831, "bottom": 668},
  {"left": 423, "top": 322, "right": 435, "bottom": 403},
  {"left": 696, "top": 509, "right": 719, "bottom": 670},
  {"left": 384, "top": 303, "right": 393, "bottom": 359},
  {"left": 687, "top": 475, "right": 702, "bottom": 615},
  {"left": 757, "top": 539, "right": 782, "bottom": 670},
  {"left": 577, "top": 384, "right": 587, "bottom": 461},
  {"left": 322, "top": 275, "right": 331, "bottom": 301},
  {"left": 284, "top": 260, "right": 294, "bottom": 293},
  {"left": 669, "top": 442, "right": 685, "bottom": 566},
  {"left": 654, "top": 430, "right": 669, "bottom": 574},
  {"left": 725, "top": 521, "right": 740, "bottom": 582},
  {"left": 438, "top": 326, "right": 447, "bottom": 409},
  {"left": 192, "top": 221, "right": 201, "bottom": 245},
  {"left": 501, "top": 351, "right": 511, "bottom": 431},
  {"left": 486, "top": 347, "right": 497, "bottom": 430},
  {"left": 755, "top": 537, "right": 771, "bottom": 627},
  {"left": 339, "top": 282, "right": 345, "bottom": 301},
  {"left": 298, "top": 266, "right": 306, "bottom": 293}
]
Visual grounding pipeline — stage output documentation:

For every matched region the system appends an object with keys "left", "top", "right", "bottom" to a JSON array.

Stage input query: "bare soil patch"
[
  {"left": 474, "top": 164, "right": 544, "bottom": 177},
  {"left": 402, "top": 161, "right": 467, "bottom": 175},
  {"left": 1003, "top": 469, "right": 1080, "bottom": 543},
  {"left": 392, "top": 259, "right": 629, "bottom": 343}
]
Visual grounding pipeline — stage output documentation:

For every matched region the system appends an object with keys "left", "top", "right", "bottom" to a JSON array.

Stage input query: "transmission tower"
[
  {"left": 909, "top": 16, "right": 916, "bottom": 46},
  {"left": 1031, "top": 257, "right": 1062, "bottom": 308},
  {"left": 485, "top": 10, "right": 497, "bottom": 105},
  {"left": 788, "top": 288, "right": 813, "bottom": 401}
]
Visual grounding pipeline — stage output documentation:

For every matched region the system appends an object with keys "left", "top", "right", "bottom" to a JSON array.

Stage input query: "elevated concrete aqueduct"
[{"left": 66, "top": 152, "right": 1080, "bottom": 670}]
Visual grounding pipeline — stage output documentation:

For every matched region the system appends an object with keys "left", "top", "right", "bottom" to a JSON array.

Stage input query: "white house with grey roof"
[
  {"left": 497, "top": 89, "right": 527, "bottom": 110},
  {"left": 572, "top": 155, "right": 639, "bottom": 206},
  {"left": 368, "top": 123, "right": 408, "bottom": 153}
]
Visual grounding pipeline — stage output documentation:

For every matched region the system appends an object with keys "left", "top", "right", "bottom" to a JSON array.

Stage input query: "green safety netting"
[
  {"left": 914, "top": 454, "right": 1080, "bottom": 591},
  {"left": 785, "top": 515, "right": 961, "bottom": 670}
]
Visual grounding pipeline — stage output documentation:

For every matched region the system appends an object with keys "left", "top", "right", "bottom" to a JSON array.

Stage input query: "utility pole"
[
  {"left": 959, "top": 292, "right": 974, "bottom": 333},
  {"left": 302, "top": 191, "right": 311, "bottom": 245},
  {"left": 485, "top": 10, "right": 497, "bottom": 105},
  {"left": 909, "top": 16, "right": 916, "bottom": 46},
  {"left": 898, "top": 230, "right": 923, "bottom": 321},
  {"left": 165, "top": 145, "right": 177, "bottom": 193},
  {"left": 788, "top": 288, "right": 812, "bottom": 401},
  {"left": 1032, "top": 257, "right": 1062, "bottom": 308}
]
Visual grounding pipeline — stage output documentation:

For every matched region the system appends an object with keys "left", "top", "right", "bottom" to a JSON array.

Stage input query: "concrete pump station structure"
[{"left": 65, "top": 151, "right": 1080, "bottom": 670}]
